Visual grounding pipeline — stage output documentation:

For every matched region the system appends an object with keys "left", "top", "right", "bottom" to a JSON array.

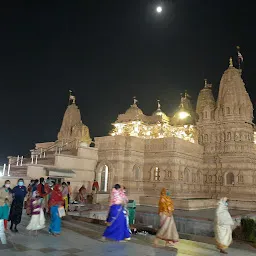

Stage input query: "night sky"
[{"left": 0, "top": 0, "right": 255, "bottom": 163}]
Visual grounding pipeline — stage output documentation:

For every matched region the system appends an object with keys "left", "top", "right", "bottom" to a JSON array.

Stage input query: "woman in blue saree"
[
  {"left": 103, "top": 184, "right": 130, "bottom": 241},
  {"left": 48, "top": 184, "right": 63, "bottom": 236}
]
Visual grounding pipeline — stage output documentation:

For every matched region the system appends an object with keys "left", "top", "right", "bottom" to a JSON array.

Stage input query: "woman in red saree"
[
  {"left": 154, "top": 188, "right": 179, "bottom": 247},
  {"left": 48, "top": 185, "right": 64, "bottom": 236}
]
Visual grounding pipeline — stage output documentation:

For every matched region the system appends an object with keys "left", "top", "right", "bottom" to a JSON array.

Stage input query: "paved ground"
[{"left": 0, "top": 214, "right": 256, "bottom": 256}]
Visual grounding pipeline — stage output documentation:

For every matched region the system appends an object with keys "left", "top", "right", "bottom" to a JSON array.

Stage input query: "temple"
[{"left": 1, "top": 58, "right": 256, "bottom": 210}]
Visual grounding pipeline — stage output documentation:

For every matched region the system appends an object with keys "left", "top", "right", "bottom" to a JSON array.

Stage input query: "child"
[
  {"left": 26, "top": 191, "right": 45, "bottom": 235},
  {"left": 0, "top": 198, "right": 9, "bottom": 244}
]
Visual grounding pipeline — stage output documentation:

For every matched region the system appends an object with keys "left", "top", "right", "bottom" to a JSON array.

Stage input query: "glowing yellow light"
[{"left": 178, "top": 111, "right": 190, "bottom": 119}]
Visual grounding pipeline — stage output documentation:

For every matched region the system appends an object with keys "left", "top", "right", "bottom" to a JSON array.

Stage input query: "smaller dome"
[
  {"left": 125, "top": 97, "right": 144, "bottom": 118},
  {"left": 152, "top": 100, "right": 169, "bottom": 122},
  {"left": 125, "top": 104, "right": 144, "bottom": 116},
  {"left": 171, "top": 91, "right": 197, "bottom": 126}
]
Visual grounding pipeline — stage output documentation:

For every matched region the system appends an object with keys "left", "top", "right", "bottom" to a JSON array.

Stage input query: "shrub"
[{"left": 241, "top": 218, "right": 256, "bottom": 243}]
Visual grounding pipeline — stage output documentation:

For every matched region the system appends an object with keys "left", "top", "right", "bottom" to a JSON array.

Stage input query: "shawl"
[
  {"left": 109, "top": 188, "right": 127, "bottom": 206},
  {"left": 48, "top": 185, "right": 63, "bottom": 208},
  {"left": 158, "top": 188, "right": 174, "bottom": 216},
  {"left": 215, "top": 198, "right": 234, "bottom": 226}
]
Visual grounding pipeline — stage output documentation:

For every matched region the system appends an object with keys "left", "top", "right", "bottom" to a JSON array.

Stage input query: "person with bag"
[
  {"left": 26, "top": 191, "right": 45, "bottom": 235},
  {"left": 48, "top": 184, "right": 64, "bottom": 236},
  {"left": 102, "top": 184, "right": 130, "bottom": 242}
]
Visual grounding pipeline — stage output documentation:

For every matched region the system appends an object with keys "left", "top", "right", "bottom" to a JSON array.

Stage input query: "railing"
[{"left": 1, "top": 138, "right": 95, "bottom": 176}]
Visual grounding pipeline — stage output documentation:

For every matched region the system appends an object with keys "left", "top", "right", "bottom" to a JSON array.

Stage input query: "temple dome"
[
  {"left": 152, "top": 100, "right": 169, "bottom": 122},
  {"left": 125, "top": 103, "right": 144, "bottom": 117},
  {"left": 171, "top": 91, "right": 198, "bottom": 126}
]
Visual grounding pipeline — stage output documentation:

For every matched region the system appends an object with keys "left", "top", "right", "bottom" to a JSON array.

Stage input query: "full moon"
[{"left": 156, "top": 6, "right": 162, "bottom": 13}]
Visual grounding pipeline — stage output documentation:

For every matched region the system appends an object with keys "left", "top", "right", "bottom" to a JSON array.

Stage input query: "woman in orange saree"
[{"left": 154, "top": 188, "right": 179, "bottom": 246}]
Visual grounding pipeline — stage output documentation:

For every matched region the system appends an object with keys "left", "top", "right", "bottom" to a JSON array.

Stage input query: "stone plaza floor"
[{"left": 0, "top": 214, "right": 256, "bottom": 256}]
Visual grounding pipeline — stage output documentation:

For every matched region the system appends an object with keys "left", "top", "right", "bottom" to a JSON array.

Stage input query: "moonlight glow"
[{"left": 156, "top": 6, "right": 162, "bottom": 13}]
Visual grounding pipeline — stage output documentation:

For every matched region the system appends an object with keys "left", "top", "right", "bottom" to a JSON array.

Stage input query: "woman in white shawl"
[{"left": 214, "top": 197, "right": 234, "bottom": 254}]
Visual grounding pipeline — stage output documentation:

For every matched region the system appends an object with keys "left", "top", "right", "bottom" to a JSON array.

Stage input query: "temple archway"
[
  {"left": 226, "top": 172, "right": 235, "bottom": 185},
  {"left": 100, "top": 164, "right": 109, "bottom": 192}
]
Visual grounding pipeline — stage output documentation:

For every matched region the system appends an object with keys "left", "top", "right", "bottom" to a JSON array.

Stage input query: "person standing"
[
  {"left": 48, "top": 184, "right": 64, "bottom": 236},
  {"left": 26, "top": 191, "right": 45, "bottom": 235},
  {"left": 61, "top": 182, "right": 68, "bottom": 212},
  {"left": 26, "top": 180, "right": 35, "bottom": 216},
  {"left": 102, "top": 184, "right": 130, "bottom": 242},
  {"left": 154, "top": 188, "right": 179, "bottom": 247},
  {"left": 0, "top": 180, "right": 12, "bottom": 244},
  {"left": 0, "top": 180, "right": 12, "bottom": 231},
  {"left": 67, "top": 181, "right": 72, "bottom": 204},
  {"left": 92, "top": 180, "right": 99, "bottom": 193},
  {"left": 9, "top": 179, "right": 27, "bottom": 232},
  {"left": 215, "top": 197, "right": 234, "bottom": 254}
]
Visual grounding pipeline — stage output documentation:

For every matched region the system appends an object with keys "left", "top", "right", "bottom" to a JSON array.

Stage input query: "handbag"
[{"left": 58, "top": 206, "right": 66, "bottom": 218}]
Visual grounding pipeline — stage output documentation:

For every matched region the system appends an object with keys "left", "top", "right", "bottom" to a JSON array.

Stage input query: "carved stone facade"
[{"left": 95, "top": 60, "right": 256, "bottom": 206}]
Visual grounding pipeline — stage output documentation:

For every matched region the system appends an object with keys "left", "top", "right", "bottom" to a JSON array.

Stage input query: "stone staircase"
[{"left": 8, "top": 165, "right": 28, "bottom": 178}]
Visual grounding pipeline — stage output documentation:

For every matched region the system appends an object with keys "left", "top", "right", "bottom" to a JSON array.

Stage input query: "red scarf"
[{"left": 48, "top": 185, "right": 63, "bottom": 208}]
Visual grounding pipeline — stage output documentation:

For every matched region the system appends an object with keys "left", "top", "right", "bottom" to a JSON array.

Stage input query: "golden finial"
[
  {"left": 157, "top": 99, "right": 161, "bottom": 109},
  {"left": 229, "top": 57, "right": 233, "bottom": 67}
]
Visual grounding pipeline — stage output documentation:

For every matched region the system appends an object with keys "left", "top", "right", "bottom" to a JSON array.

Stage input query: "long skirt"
[
  {"left": 156, "top": 214, "right": 179, "bottom": 243},
  {"left": 215, "top": 224, "right": 232, "bottom": 249},
  {"left": 9, "top": 199, "right": 24, "bottom": 225},
  {"left": 26, "top": 209, "right": 45, "bottom": 231},
  {"left": 103, "top": 205, "right": 131, "bottom": 241},
  {"left": 0, "top": 219, "right": 6, "bottom": 244},
  {"left": 49, "top": 206, "right": 61, "bottom": 235}
]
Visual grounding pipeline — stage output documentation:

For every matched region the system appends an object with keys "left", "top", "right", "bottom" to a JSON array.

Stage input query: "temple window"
[
  {"left": 100, "top": 164, "right": 109, "bottom": 192},
  {"left": 167, "top": 170, "right": 172, "bottom": 179},
  {"left": 133, "top": 165, "right": 140, "bottom": 181},
  {"left": 204, "top": 111, "right": 208, "bottom": 118},
  {"left": 226, "top": 107, "right": 230, "bottom": 115},
  {"left": 154, "top": 167, "right": 160, "bottom": 181},
  {"left": 226, "top": 172, "right": 235, "bottom": 185}
]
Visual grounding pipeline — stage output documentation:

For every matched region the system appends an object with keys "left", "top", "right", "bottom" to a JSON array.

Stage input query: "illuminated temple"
[
  {"left": 2, "top": 57, "right": 256, "bottom": 210},
  {"left": 110, "top": 94, "right": 197, "bottom": 143}
]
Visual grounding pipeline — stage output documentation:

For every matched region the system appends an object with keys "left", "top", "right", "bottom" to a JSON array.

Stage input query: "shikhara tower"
[{"left": 196, "top": 58, "right": 256, "bottom": 198}]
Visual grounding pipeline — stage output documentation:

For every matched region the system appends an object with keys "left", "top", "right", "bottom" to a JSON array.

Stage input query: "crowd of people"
[
  {"left": 102, "top": 185, "right": 234, "bottom": 254},
  {"left": 0, "top": 178, "right": 73, "bottom": 244},
  {"left": 0, "top": 178, "right": 235, "bottom": 254}
]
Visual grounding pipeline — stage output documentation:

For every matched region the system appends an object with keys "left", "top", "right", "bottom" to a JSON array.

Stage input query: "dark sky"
[{"left": 0, "top": 0, "right": 255, "bottom": 163}]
